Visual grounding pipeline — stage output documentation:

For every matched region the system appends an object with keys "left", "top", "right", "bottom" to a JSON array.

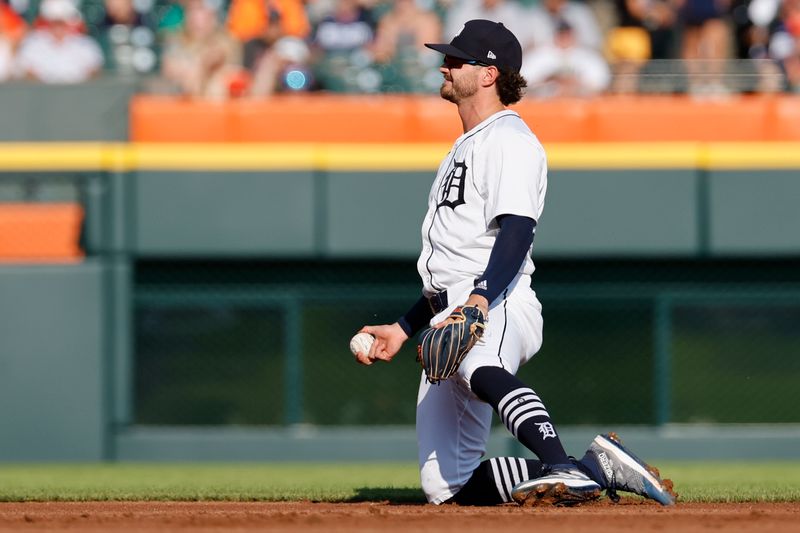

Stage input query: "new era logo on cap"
[{"left": 425, "top": 19, "right": 523, "bottom": 72}]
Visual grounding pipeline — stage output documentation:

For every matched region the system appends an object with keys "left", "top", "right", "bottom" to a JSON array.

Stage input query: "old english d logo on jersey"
[{"left": 438, "top": 161, "right": 467, "bottom": 209}]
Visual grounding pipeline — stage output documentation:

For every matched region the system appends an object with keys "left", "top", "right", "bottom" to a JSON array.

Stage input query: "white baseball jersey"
[{"left": 416, "top": 109, "right": 548, "bottom": 299}]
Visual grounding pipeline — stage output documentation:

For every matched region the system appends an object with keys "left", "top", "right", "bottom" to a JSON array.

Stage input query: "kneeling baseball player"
[{"left": 354, "top": 19, "right": 676, "bottom": 507}]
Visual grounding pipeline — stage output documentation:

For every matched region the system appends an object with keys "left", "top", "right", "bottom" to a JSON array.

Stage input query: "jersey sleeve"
[{"left": 481, "top": 130, "right": 546, "bottom": 228}]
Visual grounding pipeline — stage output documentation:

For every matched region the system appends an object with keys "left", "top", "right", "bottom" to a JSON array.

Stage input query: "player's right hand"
[{"left": 357, "top": 323, "right": 408, "bottom": 365}]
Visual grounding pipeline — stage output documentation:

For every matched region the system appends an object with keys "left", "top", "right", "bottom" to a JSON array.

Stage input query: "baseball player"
[{"left": 355, "top": 20, "right": 676, "bottom": 507}]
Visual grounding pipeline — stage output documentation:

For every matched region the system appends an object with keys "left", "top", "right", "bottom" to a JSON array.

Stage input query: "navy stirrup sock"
[{"left": 470, "top": 365, "right": 570, "bottom": 466}]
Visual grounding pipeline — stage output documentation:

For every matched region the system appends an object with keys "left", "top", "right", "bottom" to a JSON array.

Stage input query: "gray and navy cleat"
[
  {"left": 511, "top": 464, "right": 601, "bottom": 507},
  {"left": 579, "top": 432, "right": 677, "bottom": 506}
]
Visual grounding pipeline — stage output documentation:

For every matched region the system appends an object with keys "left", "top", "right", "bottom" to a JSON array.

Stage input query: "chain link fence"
[{"left": 133, "top": 261, "right": 800, "bottom": 427}]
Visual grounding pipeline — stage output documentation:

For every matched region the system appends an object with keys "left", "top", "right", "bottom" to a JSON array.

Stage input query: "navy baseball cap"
[{"left": 425, "top": 19, "right": 523, "bottom": 72}]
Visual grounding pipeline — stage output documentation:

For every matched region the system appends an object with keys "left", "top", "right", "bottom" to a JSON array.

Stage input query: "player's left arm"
[
  {"left": 464, "top": 214, "right": 536, "bottom": 315},
  {"left": 433, "top": 215, "right": 536, "bottom": 327}
]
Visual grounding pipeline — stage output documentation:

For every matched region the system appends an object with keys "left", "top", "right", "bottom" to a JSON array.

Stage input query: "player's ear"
[{"left": 482, "top": 65, "right": 499, "bottom": 87}]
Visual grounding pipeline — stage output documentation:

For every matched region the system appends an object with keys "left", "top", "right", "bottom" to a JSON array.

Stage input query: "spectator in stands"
[
  {"left": 0, "top": 31, "right": 11, "bottom": 82},
  {"left": 621, "top": 0, "right": 678, "bottom": 59},
  {"left": 605, "top": 0, "right": 678, "bottom": 92},
  {"left": 768, "top": 0, "right": 800, "bottom": 91},
  {"left": 102, "top": 0, "right": 145, "bottom": 32},
  {"left": 735, "top": 0, "right": 786, "bottom": 91},
  {"left": 310, "top": 0, "right": 378, "bottom": 92},
  {"left": 99, "top": 0, "right": 158, "bottom": 75},
  {"left": 677, "top": 0, "right": 732, "bottom": 93},
  {"left": 312, "top": 0, "right": 376, "bottom": 54},
  {"left": 227, "top": 0, "right": 309, "bottom": 69},
  {"left": 529, "top": 0, "right": 605, "bottom": 50},
  {"left": 160, "top": 0, "right": 245, "bottom": 100},
  {"left": 371, "top": 0, "right": 442, "bottom": 92},
  {"left": 443, "top": 0, "right": 537, "bottom": 52},
  {"left": 521, "top": 18, "right": 611, "bottom": 97},
  {"left": 731, "top": 0, "right": 761, "bottom": 59},
  {"left": 14, "top": 0, "right": 104, "bottom": 83},
  {"left": 158, "top": 0, "right": 189, "bottom": 35},
  {"left": 225, "top": 0, "right": 311, "bottom": 96},
  {"left": 0, "top": 0, "right": 25, "bottom": 45},
  {"left": 306, "top": 0, "right": 336, "bottom": 25},
  {"left": 0, "top": 0, "right": 26, "bottom": 81},
  {"left": 247, "top": 34, "right": 314, "bottom": 95},
  {"left": 372, "top": 0, "right": 441, "bottom": 62}
]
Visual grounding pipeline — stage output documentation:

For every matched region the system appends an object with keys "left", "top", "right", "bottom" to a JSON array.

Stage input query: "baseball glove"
[{"left": 417, "top": 305, "right": 487, "bottom": 384}]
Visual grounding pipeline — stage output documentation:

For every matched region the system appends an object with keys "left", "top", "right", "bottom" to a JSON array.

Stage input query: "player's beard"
[{"left": 440, "top": 73, "right": 479, "bottom": 104}]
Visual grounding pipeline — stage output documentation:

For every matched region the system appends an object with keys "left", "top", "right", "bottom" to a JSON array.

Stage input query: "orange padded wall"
[
  {"left": 130, "top": 95, "right": 800, "bottom": 143},
  {"left": 0, "top": 203, "right": 84, "bottom": 262}
]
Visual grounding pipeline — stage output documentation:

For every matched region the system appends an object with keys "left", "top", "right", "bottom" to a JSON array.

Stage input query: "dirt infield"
[{"left": 1, "top": 501, "right": 798, "bottom": 532}]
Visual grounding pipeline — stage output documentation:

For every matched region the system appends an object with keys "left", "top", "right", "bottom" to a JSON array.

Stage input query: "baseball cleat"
[
  {"left": 579, "top": 432, "right": 677, "bottom": 506},
  {"left": 511, "top": 465, "right": 601, "bottom": 507}
]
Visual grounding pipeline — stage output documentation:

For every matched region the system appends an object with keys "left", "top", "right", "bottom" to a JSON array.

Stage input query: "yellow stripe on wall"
[
  {"left": 1, "top": 142, "right": 799, "bottom": 171},
  {"left": 318, "top": 144, "right": 448, "bottom": 171},
  {"left": 545, "top": 143, "right": 702, "bottom": 169},
  {"left": 0, "top": 143, "right": 108, "bottom": 171},
  {"left": 702, "top": 143, "right": 800, "bottom": 169},
  {"left": 130, "top": 144, "right": 321, "bottom": 171}
]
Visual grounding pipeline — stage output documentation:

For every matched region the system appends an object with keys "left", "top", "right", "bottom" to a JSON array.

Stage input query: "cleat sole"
[{"left": 513, "top": 481, "right": 601, "bottom": 507}]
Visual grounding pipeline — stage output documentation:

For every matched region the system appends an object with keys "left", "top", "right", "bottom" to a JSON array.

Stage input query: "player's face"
[{"left": 439, "top": 55, "right": 484, "bottom": 104}]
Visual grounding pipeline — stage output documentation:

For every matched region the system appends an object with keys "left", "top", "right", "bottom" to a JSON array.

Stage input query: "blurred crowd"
[{"left": 1, "top": 0, "right": 799, "bottom": 98}]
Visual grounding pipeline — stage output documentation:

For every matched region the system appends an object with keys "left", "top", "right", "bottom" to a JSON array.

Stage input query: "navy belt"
[{"left": 427, "top": 291, "right": 448, "bottom": 314}]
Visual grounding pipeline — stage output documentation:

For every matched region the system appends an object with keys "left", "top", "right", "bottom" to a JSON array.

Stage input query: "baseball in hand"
[{"left": 350, "top": 332, "right": 375, "bottom": 356}]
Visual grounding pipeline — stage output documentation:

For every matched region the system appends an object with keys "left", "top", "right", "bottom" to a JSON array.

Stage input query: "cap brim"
[{"left": 424, "top": 43, "right": 477, "bottom": 62}]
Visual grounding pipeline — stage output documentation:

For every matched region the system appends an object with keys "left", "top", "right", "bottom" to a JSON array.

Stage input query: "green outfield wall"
[
  {"left": 1, "top": 143, "right": 800, "bottom": 461},
  {"left": 0, "top": 262, "right": 109, "bottom": 460}
]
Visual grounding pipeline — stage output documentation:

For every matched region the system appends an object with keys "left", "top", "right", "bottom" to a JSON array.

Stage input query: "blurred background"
[{"left": 0, "top": 0, "right": 799, "bottom": 463}]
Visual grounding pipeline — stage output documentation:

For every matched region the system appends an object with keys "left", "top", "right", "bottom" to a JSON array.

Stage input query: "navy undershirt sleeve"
[
  {"left": 471, "top": 214, "right": 536, "bottom": 304},
  {"left": 397, "top": 295, "right": 434, "bottom": 337}
]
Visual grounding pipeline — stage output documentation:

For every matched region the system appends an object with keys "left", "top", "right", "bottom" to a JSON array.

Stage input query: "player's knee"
[
  {"left": 419, "top": 461, "right": 455, "bottom": 504},
  {"left": 459, "top": 359, "right": 504, "bottom": 394}
]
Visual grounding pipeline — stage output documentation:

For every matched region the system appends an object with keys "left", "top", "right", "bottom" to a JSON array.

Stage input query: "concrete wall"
[
  {"left": 129, "top": 167, "right": 800, "bottom": 259},
  {"left": 0, "top": 262, "right": 108, "bottom": 461},
  {"left": 0, "top": 80, "right": 137, "bottom": 141},
  {"left": 134, "top": 171, "right": 317, "bottom": 256},
  {"left": 708, "top": 170, "right": 800, "bottom": 255},
  {"left": 536, "top": 170, "right": 700, "bottom": 256}
]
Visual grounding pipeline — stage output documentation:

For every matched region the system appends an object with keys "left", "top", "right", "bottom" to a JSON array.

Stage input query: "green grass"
[
  {"left": 660, "top": 461, "right": 800, "bottom": 503},
  {"left": 1, "top": 461, "right": 799, "bottom": 503},
  {"left": 0, "top": 463, "right": 421, "bottom": 502}
]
